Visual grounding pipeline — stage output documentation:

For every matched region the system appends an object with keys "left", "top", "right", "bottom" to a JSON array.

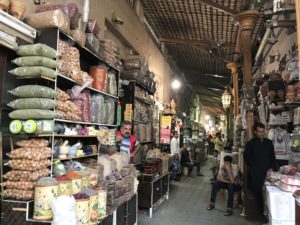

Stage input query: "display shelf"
[
  {"left": 55, "top": 118, "right": 118, "bottom": 127},
  {"left": 59, "top": 31, "right": 120, "bottom": 73},
  {"left": 57, "top": 74, "right": 118, "bottom": 99},
  {"left": 15, "top": 75, "right": 56, "bottom": 82},
  {"left": 135, "top": 97, "right": 153, "bottom": 106},
  {"left": 54, "top": 153, "right": 98, "bottom": 161},
  {"left": 11, "top": 134, "right": 98, "bottom": 138},
  {"left": 128, "top": 80, "right": 155, "bottom": 95}
]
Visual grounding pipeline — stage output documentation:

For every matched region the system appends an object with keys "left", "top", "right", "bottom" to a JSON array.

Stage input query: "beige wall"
[{"left": 21, "top": 0, "right": 173, "bottom": 103}]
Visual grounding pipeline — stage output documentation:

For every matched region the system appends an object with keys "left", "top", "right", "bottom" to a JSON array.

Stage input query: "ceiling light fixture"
[
  {"left": 171, "top": 79, "right": 181, "bottom": 90},
  {"left": 221, "top": 87, "right": 232, "bottom": 109}
]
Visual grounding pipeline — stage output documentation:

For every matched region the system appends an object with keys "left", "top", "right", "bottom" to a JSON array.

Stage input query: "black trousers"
[{"left": 210, "top": 180, "right": 241, "bottom": 209}]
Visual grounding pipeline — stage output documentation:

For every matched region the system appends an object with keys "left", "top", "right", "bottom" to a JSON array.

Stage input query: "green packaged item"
[
  {"left": 17, "top": 44, "right": 57, "bottom": 59},
  {"left": 9, "top": 120, "right": 23, "bottom": 134},
  {"left": 36, "top": 120, "right": 54, "bottom": 134},
  {"left": 9, "top": 66, "right": 57, "bottom": 79},
  {"left": 9, "top": 109, "right": 57, "bottom": 119},
  {"left": 23, "top": 120, "right": 37, "bottom": 134},
  {"left": 9, "top": 85, "right": 57, "bottom": 98},
  {"left": 12, "top": 56, "right": 58, "bottom": 68},
  {"left": 7, "top": 98, "right": 57, "bottom": 110}
]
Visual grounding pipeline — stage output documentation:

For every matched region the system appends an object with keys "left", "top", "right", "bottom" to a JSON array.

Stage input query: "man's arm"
[
  {"left": 131, "top": 143, "right": 141, "bottom": 157},
  {"left": 217, "top": 170, "right": 230, "bottom": 183}
]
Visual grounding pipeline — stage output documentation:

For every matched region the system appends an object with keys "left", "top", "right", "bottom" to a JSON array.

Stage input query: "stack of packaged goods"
[
  {"left": 3, "top": 139, "right": 52, "bottom": 200},
  {"left": 98, "top": 39, "right": 122, "bottom": 70}
]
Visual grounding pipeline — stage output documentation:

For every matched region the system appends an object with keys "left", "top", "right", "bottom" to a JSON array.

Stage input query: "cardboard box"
[{"left": 266, "top": 185, "right": 295, "bottom": 221}]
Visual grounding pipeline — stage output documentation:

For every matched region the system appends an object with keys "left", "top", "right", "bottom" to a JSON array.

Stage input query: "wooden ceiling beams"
[{"left": 196, "top": 0, "right": 238, "bottom": 16}]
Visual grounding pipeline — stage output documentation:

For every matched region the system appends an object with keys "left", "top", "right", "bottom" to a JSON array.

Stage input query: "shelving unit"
[{"left": 1, "top": 27, "right": 121, "bottom": 224}]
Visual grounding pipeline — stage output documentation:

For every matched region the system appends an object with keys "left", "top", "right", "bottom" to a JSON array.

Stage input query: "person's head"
[
  {"left": 224, "top": 155, "right": 233, "bottom": 166},
  {"left": 253, "top": 123, "right": 265, "bottom": 140},
  {"left": 182, "top": 143, "right": 188, "bottom": 150},
  {"left": 173, "top": 131, "right": 179, "bottom": 139},
  {"left": 212, "top": 150, "right": 218, "bottom": 157},
  {"left": 120, "top": 120, "right": 132, "bottom": 138}
]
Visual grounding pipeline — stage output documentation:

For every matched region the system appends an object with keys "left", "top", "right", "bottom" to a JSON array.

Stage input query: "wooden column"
[
  {"left": 226, "top": 62, "right": 239, "bottom": 117},
  {"left": 296, "top": 0, "right": 300, "bottom": 69},
  {"left": 236, "top": 10, "right": 259, "bottom": 140},
  {"left": 236, "top": 10, "right": 260, "bottom": 221}
]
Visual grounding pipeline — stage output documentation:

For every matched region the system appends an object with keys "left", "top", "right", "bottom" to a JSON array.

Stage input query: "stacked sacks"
[
  {"left": 2, "top": 139, "right": 52, "bottom": 200},
  {"left": 10, "top": 44, "right": 58, "bottom": 79},
  {"left": 8, "top": 85, "right": 57, "bottom": 120}
]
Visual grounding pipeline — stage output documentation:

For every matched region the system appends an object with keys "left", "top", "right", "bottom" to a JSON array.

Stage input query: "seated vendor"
[{"left": 207, "top": 155, "right": 241, "bottom": 216}]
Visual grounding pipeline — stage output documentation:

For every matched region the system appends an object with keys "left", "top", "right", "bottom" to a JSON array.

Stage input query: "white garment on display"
[{"left": 268, "top": 128, "right": 290, "bottom": 160}]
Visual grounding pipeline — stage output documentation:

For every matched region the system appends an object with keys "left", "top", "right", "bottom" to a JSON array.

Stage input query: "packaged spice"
[
  {"left": 9, "top": 85, "right": 57, "bottom": 98},
  {"left": 36, "top": 3, "right": 80, "bottom": 29},
  {"left": 9, "top": 109, "right": 57, "bottom": 120},
  {"left": 17, "top": 44, "right": 57, "bottom": 59},
  {"left": 86, "top": 19, "right": 100, "bottom": 38},
  {"left": 7, "top": 147, "right": 52, "bottom": 160},
  {"left": 3, "top": 169, "right": 50, "bottom": 182},
  {"left": 12, "top": 56, "right": 58, "bottom": 68},
  {"left": 2, "top": 181, "right": 35, "bottom": 190},
  {"left": 3, "top": 189, "right": 34, "bottom": 200},
  {"left": 7, "top": 98, "right": 57, "bottom": 110},
  {"left": 34, "top": 177, "right": 58, "bottom": 221},
  {"left": 82, "top": 188, "right": 98, "bottom": 224},
  {"left": 70, "top": 28, "right": 86, "bottom": 47},
  {"left": 16, "top": 139, "right": 49, "bottom": 148},
  {"left": 8, "top": 159, "right": 51, "bottom": 171},
  {"left": 24, "top": 9, "right": 70, "bottom": 34}
]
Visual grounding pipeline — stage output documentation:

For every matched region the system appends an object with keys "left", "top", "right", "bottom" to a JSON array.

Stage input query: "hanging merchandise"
[{"left": 268, "top": 127, "right": 290, "bottom": 160}]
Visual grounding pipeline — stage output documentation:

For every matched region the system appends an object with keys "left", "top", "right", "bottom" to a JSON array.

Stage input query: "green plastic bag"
[
  {"left": 9, "top": 66, "right": 57, "bottom": 79},
  {"left": 7, "top": 98, "right": 57, "bottom": 110},
  {"left": 9, "top": 85, "right": 57, "bottom": 98},
  {"left": 17, "top": 44, "right": 57, "bottom": 58},
  {"left": 9, "top": 109, "right": 57, "bottom": 119},
  {"left": 12, "top": 56, "right": 58, "bottom": 68}
]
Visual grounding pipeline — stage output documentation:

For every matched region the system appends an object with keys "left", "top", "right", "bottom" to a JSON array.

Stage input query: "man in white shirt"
[{"left": 170, "top": 131, "right": 180, "bottom": 180}]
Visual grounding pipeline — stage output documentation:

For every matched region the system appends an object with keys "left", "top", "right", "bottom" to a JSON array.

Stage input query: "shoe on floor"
[
  {"left": 207, "top": 203, "right": 215, "bottom": 210},
  {"left": 224, "top": 208, "right": 233, "bottom": 216},
  {"left": 197, "top": 173, "right": 204, "bottom": 176}
]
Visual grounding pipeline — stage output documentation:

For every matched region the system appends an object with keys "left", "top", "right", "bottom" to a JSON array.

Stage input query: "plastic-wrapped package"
[
  {"left": 7, "top": 147, "right": 52, "bottom": 160},
  {"left": 106, "top": 99, "right": 115, "bottom": 125},
  {"left": 17, "top": 44, "right": 57, "bottom": 58},
  {"left": 109, "top": 153, "right": 128, "bottom": 171},
  {"left": 86, "top": 19, "right": 101, "bottom": 38},
  {"left": 98, "top": 155, "right": 112, "bottom": 177},
  {"left": 81, "top": 91, "right": 92, "bottom": 122},
  {"left": 90, "top": 66, "right": 107, "bottom": 92},
  {"left": 107, "top": 71, "right": 118, "bottom": 96},
  {"left": 51, "top": 196, "right": 77, "bottom": 225},
  {"left": 124, "top": 58, "right": 141, "bottom": 70},
  {"left": 3, "top": 169, "right": 50, "bottom": 181},
  {"left": 12, "top": 56, "right": 57, "bottom": 68},
  {"left": 8, "top": 98, "right": 56, "bottom": 110},
  {"left": 3, "top": 189, "right": 34, "bottom": 200},
  {"left": 121, "top": 69, "right": 144, "bottom": 81},
  {"left": 91, "top": 94, "right": 104, "bottom": 123},
  {"left": 9, "top": 109, "right": 57, "bottom": 119},
  {"left": 86, "top": 33, "right": 99, "bottom": 53},
  {"left": 24, "top": 9, "right": 70, "bottom": 34},
  {"left": 9, "top": 66, "right": 57, "bottom": 79},
  {"left": 2, "top": 181, "right": 35, "bottom": 190},
  {"left": 36, "top": 3, "right": 80, "bottom": 29},
  {"left": 70, "top": 28, "right": 86, "bottom": 47},
  {"left": 8, "top": 159, "right": 51, "bottom": 171},
  {"left": 9, "top": 85, "right": 56, "bottom": 98}
]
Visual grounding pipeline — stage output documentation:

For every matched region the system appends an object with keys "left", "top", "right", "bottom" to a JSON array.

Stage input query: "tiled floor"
[{"left": 138, "top": 156, "right": 261, "bottom": 225}]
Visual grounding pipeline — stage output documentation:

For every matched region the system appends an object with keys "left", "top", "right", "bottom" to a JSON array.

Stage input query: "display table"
[
  {"left": 2, "top": 194, "right": 138, "bottom": 225},
  {"left": 265, "top": 185, "right": 295, "bottom": 225},
  {"left": 138, "top": 173, "right": 169, "bottom": 218}
]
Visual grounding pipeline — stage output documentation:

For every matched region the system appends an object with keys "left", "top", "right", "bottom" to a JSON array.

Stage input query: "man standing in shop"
[
  {"left": 116, "top": 120, "right": 140, "bottom": 163},
  {"left": 170, "top": 131, "right": 180, "bottom": 180},
  {"left": 244, "top": 123, "right": 278, "bottom": 217}
]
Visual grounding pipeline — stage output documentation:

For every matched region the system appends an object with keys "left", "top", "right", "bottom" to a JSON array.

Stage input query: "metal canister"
[
  {"left": 75, "top": 198, "right": 90, "bottom": 225},
  {"left": 71, "top": 178, "right": 82, "bottom": 194},
  {"left": 57, "top": 180, "right": 72, "bottom": 196},
  {"left": 97, "top": 189, "right": 107, "bottom": 219},
  {"left": 33, "top": 183, "right": 58, "bottom": 220}
]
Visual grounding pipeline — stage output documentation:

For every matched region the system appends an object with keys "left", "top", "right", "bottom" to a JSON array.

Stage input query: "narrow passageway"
[{"left": 138, "top": 157, "right": 260, "bottom": 225}]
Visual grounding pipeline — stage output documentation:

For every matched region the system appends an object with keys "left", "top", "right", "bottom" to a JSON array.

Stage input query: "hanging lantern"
[{"left": 221, "top": 87, "right": 232, "bottom": 109}]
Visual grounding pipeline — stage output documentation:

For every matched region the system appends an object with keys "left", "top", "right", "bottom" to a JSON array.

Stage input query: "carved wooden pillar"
[
  {"left": 226, "top": 62, "right": 239, "bottom": 117},
  {"left": 236, "top": 10, "right": 259, "bottom": 140},
  {"left": 236, "top": 10, "right": 260, "bottom": 221}
]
